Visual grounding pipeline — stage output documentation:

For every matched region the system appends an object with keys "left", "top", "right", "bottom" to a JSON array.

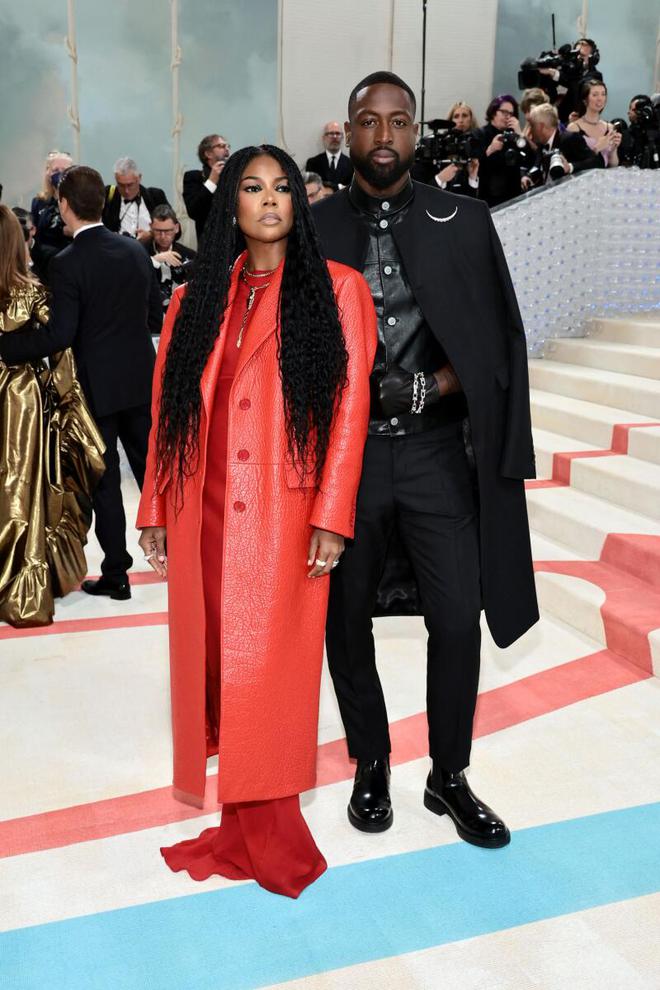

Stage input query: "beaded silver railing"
[{"left": 492, "top": 168, "right": 660, "bottom": 356}]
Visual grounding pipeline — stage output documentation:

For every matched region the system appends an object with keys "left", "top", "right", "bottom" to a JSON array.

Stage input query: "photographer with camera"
[
  {"left": 536, "top": 38, "right": 603, "bottom": 124},
  {"left": 620, "top": 95, "right": 660, "bottom": 169},
  {"left": 522, "top": 103, "right": 604, "bottom": 190},
  {"left": 428, "top": 102, "right": 480, "bottom": 196},
  {"left": 143, "top": 204, "right": 196, "bottom": 323},
  {"left": 472, "top": 95, "right": 532, "bottom": 207},
  {"left": 567, "top": 80, "right": 621, "bottom": 167}
]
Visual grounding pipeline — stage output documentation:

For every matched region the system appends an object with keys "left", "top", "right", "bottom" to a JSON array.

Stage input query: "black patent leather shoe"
[
  {"left": 348, "top": 758, "right": 393, "bottom": 833},
  {"left": 81, "top": 577, "right": 131, "bottom": 601},
  {"left": 424, "top": 767, "right": 510, "bottom": 848}
]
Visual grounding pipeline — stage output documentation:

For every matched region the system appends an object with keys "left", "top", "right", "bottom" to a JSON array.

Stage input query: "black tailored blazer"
[
  {"left": 0, "top": 226, "right": 161, "bottom": 418},
  {"left": 312, "top": 183, "right": 539, "bottom": 648},
  {"left": 305, "top": 151, "right": 354, "bottom": 186},
  {"left": 102, "top": 184, "right": 170, "bottom": 233},
  {"left": 182, "top": 168, "right": 214, "bottom": 240}
]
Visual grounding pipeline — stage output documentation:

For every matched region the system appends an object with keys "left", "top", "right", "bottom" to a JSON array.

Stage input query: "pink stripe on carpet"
[{"left": 0, "top": 648, "right": 647, "bottom": 859}]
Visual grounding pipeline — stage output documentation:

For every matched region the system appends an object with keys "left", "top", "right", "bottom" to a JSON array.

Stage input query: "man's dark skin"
[{"left": 346, "top": 83, "right": 461, "bottom": 407}]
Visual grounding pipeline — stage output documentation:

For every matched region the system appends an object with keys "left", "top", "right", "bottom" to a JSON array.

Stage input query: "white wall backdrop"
[{"left": 279, "top": 0, "right": 499, "bottom": 164}]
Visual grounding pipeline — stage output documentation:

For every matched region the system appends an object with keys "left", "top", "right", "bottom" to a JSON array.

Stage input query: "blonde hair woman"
[{"left": 0, "top": 206, "right": 104, "bottom": 627}]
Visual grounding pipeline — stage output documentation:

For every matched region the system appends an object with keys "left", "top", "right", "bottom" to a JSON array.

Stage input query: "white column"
[
  {"left": 170, "top": 0, "right": 184, "bottom": 218},
  {"left": 65, "top": 0, "right": 81, "bottom": 161}
]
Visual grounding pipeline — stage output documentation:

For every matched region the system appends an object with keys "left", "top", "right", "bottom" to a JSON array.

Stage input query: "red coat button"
[
  {"left": 239, "top": 399, "right": 251, "bottom": 410},
  {"left": 238, "top": 449, "right": 250, "bottom": 461},
  {"left": 233, "top": 501, "right": 246, "bottom": 512}
]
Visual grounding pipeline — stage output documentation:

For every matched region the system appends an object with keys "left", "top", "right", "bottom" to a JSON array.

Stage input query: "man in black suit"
[
  {"left": 102, "top": 157, "right": 169, "bottom": 242},
  {"left": 313, "top": 72, "right": 538, "bottom": 846},
  {"left": 306, "top": 121, "right": 354, "bottom": 187},
  {"left": 523, "top": 102, "right": 604, "bottom": 189},
  {"left": 182, "top": 133, "right": 231, "bottom": 242},
  {"left": 539, "top": 38, "right": 603, "bottom": 124},
  {"left": 0, "top": 166, "right": 162, "bottom": 600},
  {"left": 144, "top": 204, "right": 196, "bottom": 323}
]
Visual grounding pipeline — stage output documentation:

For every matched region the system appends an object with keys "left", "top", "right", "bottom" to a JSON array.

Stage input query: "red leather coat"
[{"left": 137, "top": 254, "right": 377, "bottom": 806}]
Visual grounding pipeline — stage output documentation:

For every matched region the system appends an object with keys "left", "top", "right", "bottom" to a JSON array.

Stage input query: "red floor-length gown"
[{"left": 160, "top": 269, "right": 327, "bottom": 898}]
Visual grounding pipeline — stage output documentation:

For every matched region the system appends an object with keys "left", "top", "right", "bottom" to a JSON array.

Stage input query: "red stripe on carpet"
[
  {"left": 0, "top": 648, "right": 647, "bottom": 859},
  {"left": 0, "top": 612, "right": 168, "bottom": 640}
]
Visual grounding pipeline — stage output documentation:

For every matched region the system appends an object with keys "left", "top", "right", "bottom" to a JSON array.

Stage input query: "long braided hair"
[{"left": 156, "top": 144, "right": 348, "bottom": 505}]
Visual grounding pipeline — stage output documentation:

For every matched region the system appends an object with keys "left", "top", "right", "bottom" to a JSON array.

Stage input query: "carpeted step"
[
  {"left": 589, "top": 315, "right": 660, "bottom": 348},
  {"left": 529, "top": 388, "right": 654, "bottom": 448},
  {"left": 569, "top": 454, "right": 660, "bottom": 521},
  {"left": 548, "top": 339, "right": 660, "bottom": 380},
  {"left": 628, "top": 425, "right": 660, "bottom": 466},
  {"left": 528, "top": 360, "right": 660, "bottom": 418}
]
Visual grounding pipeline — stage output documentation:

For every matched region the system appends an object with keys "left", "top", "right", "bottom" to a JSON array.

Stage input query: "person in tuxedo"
[
  {"left": 312, "top": 71, "right": 538, "bottom": 846},
  {"left": 102, "top": 157, "right": 169, "bottom": 242},
  {"left": 523, "top": 102, "right": 604, "bottom": 189},
  {"left": 0, "top": 166, "right": 162, "bottom": 601},
  {"left": 305, "top": 121, "right": 354, "bottom": 187},
  {"left": 144, "top": 204, "right": 196, "bottom": 322},
  {"left": 182, "top": 134, "right": 231, "bottom": 242}
]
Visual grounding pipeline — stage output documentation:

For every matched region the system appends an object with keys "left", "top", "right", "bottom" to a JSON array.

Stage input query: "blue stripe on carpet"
[{"left": 3, "top": 802, "right": 660, "bottom": 990}]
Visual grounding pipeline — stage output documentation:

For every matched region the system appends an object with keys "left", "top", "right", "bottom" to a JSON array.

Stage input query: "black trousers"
[
  {"left": 93, "top": 404, "right": 151, "bottom": 581},
  {"left": 326, "top": 422, "right": 482, "bottom": 772}
]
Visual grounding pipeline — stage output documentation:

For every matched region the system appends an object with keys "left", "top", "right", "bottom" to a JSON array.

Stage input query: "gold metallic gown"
[{"left": 0, "top": 282, "right": 105, "bottom": 627}]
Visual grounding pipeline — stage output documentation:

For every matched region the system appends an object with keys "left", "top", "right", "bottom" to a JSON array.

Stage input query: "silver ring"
[
  {"left": 331, "top": 560, "right": 340, "bottom": 568},
  {"left": 144, "top": 553, "right": 155, "bottom": 561},
  {"left": 315, "top": 558, "right": 328, "bottom": 567}
]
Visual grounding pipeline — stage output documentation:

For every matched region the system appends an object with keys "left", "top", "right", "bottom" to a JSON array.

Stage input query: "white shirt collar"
[
  {"left": 326, "top": 149, "right": 342, "bottom": 163},
  {"left": 73, "top": 222, "right": 104, "bottom": 239}
]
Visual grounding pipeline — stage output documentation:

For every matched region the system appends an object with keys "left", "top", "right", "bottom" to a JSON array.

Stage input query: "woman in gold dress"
[{"left": 0, "top": 205, "right": 105, "bottom": 627}]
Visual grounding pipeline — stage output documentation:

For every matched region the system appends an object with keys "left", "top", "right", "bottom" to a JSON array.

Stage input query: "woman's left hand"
[{"left": 307, "top": 528, "right": 345, "bottom": 578}]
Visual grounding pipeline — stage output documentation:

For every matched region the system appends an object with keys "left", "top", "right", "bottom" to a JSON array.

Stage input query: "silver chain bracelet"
[{"left": 410, "top": 372, "right": 426, "bottom": 414}]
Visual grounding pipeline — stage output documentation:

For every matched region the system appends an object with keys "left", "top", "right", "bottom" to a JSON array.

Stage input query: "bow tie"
[{"left": 123, "top": 196, "right": 140, "bottom": 205}]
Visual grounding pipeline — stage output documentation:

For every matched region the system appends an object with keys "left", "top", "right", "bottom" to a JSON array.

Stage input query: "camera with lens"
[
  {"left": 628, "top": 96, "right": 660, "bottom": 169},
  {"left": 524, "top": 148, "right": 565, "bottom": 188},
  {"left": 169, "top": 257, "right": 194, "bottom": 281},
  {"left": 499, "top": 128, "right": 528, "bottom": 167},
  {"left": 414, "top": 118, "right": 476, "bottom": 169},
  {"left": 519, "top": 44, "right": 584, "bottom": 90}
]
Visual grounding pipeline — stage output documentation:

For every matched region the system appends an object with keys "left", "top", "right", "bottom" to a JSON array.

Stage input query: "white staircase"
[{"left": 527, "top": 313, "right": 660, "bottom": 675}]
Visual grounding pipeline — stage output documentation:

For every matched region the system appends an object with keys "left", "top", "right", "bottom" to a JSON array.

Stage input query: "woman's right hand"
[
  {"left": 138, "top": 526, "right": 168, "bottom": 578},
  {"left": 486, "top": 134, "right": 504, "bottom": 156}
]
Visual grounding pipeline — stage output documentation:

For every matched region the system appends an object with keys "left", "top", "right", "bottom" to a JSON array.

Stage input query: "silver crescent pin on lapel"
[{"left": 426, "top": 206, "right": 458, "bottom": 223}]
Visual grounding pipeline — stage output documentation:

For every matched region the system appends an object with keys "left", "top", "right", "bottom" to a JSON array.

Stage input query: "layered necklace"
[{"left": 236, "top": 265, "right": 276, "bottom": 348}]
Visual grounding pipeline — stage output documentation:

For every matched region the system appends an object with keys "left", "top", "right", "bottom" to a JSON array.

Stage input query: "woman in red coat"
[{"left": 137, "top": 145, "right": 376, "bottom": 898}]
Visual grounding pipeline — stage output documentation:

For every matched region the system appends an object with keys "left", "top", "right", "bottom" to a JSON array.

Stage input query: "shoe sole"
[
  {"left": 423, "top": 789, "right": 511, "bottom": 849},
  {"left": 347, "top": 805, "right": 393, "bottom": 833}
]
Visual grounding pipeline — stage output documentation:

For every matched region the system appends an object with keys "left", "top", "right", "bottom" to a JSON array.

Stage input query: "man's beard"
[{"left": 350, "top": 147, "right": 414, "bottom": 190}]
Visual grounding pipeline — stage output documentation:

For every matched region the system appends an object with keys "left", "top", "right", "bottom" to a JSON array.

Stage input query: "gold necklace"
[{"left": 236, "top": 266, "right": 271, "bottom": 348}]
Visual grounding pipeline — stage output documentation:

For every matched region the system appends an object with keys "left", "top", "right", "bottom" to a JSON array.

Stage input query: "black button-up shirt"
[{"left": 348, "top": 179, "right": 464, "bottom": 436}]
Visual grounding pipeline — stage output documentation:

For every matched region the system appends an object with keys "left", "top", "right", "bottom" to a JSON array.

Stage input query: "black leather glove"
[{"left": 379, "top": 365, "right": 440, "bottom": 417}]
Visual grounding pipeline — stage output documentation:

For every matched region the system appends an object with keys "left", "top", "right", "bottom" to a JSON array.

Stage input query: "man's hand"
[
  {"left": 437, "top": 163, "right": 460, "bottom": 184},
  {"left": 521, "top": 175, "right": 534, "bottom": 191},
  {"left": 136, "top": 229, "right": 152, "bottom": 243},
  {"left": 209, "top": 160, "right": 225, "bottom": 184},
  {"left": 467, "top": 158, "right": 480, "bottom": 181},
  {"left": 138, "top": 527, "right": 167, "bottom": 578},
  {"left": 153, "top": 250, "right": 182, "bottom": 266},
  {"left": 379, "top": 365, "right": 440, "bottom": 417},
  {"left": 307, "top": 528, "right": 344, "bottom": 578}
]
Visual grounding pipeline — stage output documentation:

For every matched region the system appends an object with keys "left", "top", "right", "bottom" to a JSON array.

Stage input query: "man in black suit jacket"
[
  {"left": 0, "top": 166, "right": 162, "bottom": 600},
  {"left": 313, "top": 72, "right": 538, "bottom": 846},
  {"left": 102, "top": 156, "right": 169, "bottom": 242},
  {"left": 305, "top": 120, "right": 354, "bottom": 187},
  {"left": 182, "top": 133, "right": 231, "bottom": 242},
  {"left": 524, "top": 102, "right": 604, "bottom": 188}
]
